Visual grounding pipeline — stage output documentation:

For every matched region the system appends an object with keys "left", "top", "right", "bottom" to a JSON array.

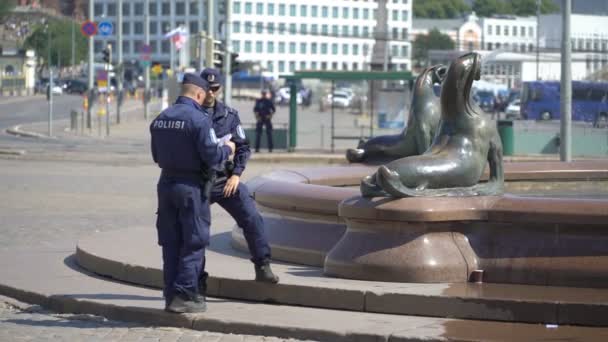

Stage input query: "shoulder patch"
[
  {"left": 236, "top": 125, "right": 246, "bottom": 139},
  {"left": 209, "top": 128, "right": 218, "bottom": 144}
]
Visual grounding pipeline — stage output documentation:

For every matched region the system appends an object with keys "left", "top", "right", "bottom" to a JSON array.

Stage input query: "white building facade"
[
  {"left": 480, "top": 15, "right": 537, "bottom": 53},
  {"left": 230, "top": 0, "right": 412, "bottom": 78},
  {"left": 92, "top": 0, "right": 211, "bottom": 65}
]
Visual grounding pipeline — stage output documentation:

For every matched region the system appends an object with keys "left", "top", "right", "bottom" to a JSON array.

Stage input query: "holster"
[{"left": 200, "top": 167, "right": 216, "bottom": 199}]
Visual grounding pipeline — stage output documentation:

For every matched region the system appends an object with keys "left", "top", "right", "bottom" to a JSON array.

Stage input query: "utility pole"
[
  {"left": 144, "top": 0, "right": 150, "bottom": 120},
  {"left": 116, "top": 0, "right": 123, "bottom": 124},
  {"left": 560, "top": 0, "right": 572, "bottom": 162},
  {"left": 169, "top": 1, "right": 176, "bottom": 70},
  {"left": 224, "top": 0, "right": 232, "bottom": 106},
  {"left": 87, "top": 0, "right": 94, "bottom": 131},
  {"left": 536, "top": 0, "right": 540, "bottom": 81},
  {"left": 71, "top": 17, "right": 75, "bottom": 70},
  {"left": 207, "top": 0, "right": 214, "bottom": 51},
  {"left": 105, "top": 44, "right": 111, "bottom": 137},
  {"left": 48, "top": 24, "right": 53, "bottom": 137},
  {"left": 198, "top": 0, "right": 204, "bottom": 69}
]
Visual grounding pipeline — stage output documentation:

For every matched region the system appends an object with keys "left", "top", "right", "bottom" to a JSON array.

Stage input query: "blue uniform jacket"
[
  {"left": 206, "top": 100, "right": 250, "bottom": 176},
  {"left": 150, "top": 96, "right": 232, "bottom": 172}
]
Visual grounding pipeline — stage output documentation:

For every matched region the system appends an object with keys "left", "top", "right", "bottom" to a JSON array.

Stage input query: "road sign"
[
  {"left": 98, "top": 21, "right": 113, "bottom": 36},
  {"left": 97, "top": 70, "right": 108, "bottom": 93},
  {"left": 80, "top": 21, "right": 98, "bottom": 37}
]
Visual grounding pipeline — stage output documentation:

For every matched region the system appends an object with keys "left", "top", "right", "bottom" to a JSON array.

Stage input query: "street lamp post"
[{"left": 47, "top": 23, "right": 53, "bottom": 137}]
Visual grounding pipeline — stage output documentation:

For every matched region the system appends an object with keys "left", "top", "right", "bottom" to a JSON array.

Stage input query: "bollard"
[{"left": 70, "top": 109, "right": 78, "bottom": 131}]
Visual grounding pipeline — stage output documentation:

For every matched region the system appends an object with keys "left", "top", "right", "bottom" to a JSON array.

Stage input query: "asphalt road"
[{"left": 0, "top": 94, "right": 82, "bottom": 129}]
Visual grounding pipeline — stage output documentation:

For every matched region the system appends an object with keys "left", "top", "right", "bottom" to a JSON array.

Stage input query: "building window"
[
  {"left": 322, "top": 25, "right": 328, "bottom": 35},
  {"left": 279, "top": 61, "right": 285, "bottom": 73},
  {"left": 363, "top": 44, "right": 369, "bottom": 56},
  {"left": 134, "top": 22, "right": 143, "bottom": 35},
  {"left": 342, "top": 44, "right": 349, "bottom": 55},
  {"left": 268, "top": 23, "right": 274, "bottom": 34},
  {"left": 401, "top": 45, "right": 408, "bottom": 57},
  {"left": 289, "top": 61, "right": 295, "bottom": 72},
  {"left": 267, "top": 61, "right": 274, "bottom": 72},
  {"left": 332, "top": 62, "right": 338, "bottom": 70},
  {"left": 189, "top": 21, "right": 197, "bottom": 35},
  {"left": 311, "top": 24, "right": 318, "bottom": 35},
  {"left": 161, "top": 21, "right": 169, "bottom": 33},
  {"left": 301, "top": 5, "right": 307, "bottom": 17},
  {"left": 332, "top": 25, "right": 338, "bottom": 36},
  {"left": 279, "top": 4, "right": 285, "bottom": 16},
  {"left": 321, "top": 62, "right": 327, "bottom": 70},
  {"left": 300, "top": 24, "right": 307, "bottom": 34},
  {"left": 150, "top": 22, "right": 158, "bottom": 34},
  {"left": 134, "top": 40, "right": 142, "bottom": 53},
  {"left": 267, "top": 3, "right": 274, "bottom": 15},
  {"left": 311, "top": 61, "right": 317, "bottom": 69},
  {"left": 279, "top": 42, "right": 285, "bottom": 53},
  {"left": 107, "top": 3, "right": 116, "bottom": 16},
  {"left": 245, "top": 2, "right": 252, "bottom": 14},
  {"left": 176, "top": 2, "right": 185, "bottom": 15},
  {"left": 529, "top": 27, "right": 533, "bottom": 37},
  {"left": 487, "top": 42, "right": 493, "bottom": 50},
  {"left": 233, "top": 41, "right": 240, "bottom": 53},
  {"left": 149, "top": 3, "right": 157, "bottom": 15},
  {"left": 289, "top": 42, "right": 296, "bottom": 54},
  {"left": 332, "top": 43, "right": 338, "bottom": 55},
  {"left": 321, "top": 43, "right": 328, "bottom": 54},
  {"left": 190, "top": 1, "right": 198, "bottom": 14},
  {"left": 496, "top": 42, "right": 501, "bottom": 48},
  {"left": 402, "top": 10, "right": 408, "bottom": 21},
  {"left": 496, "top": 25, "right": 500, "bottom": 36},
  {"left": 256, "top": 3, "right": 263, "bottom": 15},
  {"left": 391, "top": 45, "right": 398, "bottom": 57},
  {"left": 256, "top": 41, "right": 263, "bottom": 53},
  {"left": 122, "top": 22, "right": 130, "bottom": 35},
  {"left": 244, "top": 41, "right": 252, "bottom": 52},
  {"left": 343, "top": 7, "right": 349, "bottom": 19},
  {"left": 245, "top": 21, "right": 252, "bottom": 33},
  {"left": 322, "top": 6, "right": 328, "bottom": 18},
  {"left": 289, "top": 4, "right": 296, "bottom": 16},
  {"left": 392, "top": 10, "right": 398, "bottom": 21},
  {"left": 161, "top": 40, "right": 169, "bottom": 53},
  {"left": 342, "top": 25, "right": 349, "bottom": 37},
  {"left": 392, "top": 28, "right": 398, "bottom": 40},
  {"left": 520, "top": 26, "right": 525, "bottom": 36},
  {"left": 505, "top": 26, "right": 509, "bottom": 36},
  {"left": 353, "top": 44, "right": 359, "bottom": 55},
  {"left": 267, "top": 41, "right": 274, "bottom": 53},
  {"left": 256, "top": 22, "right": 263, "bottom": 34},
  {"left": 363, "top": 27, "right": 369, "bottom": 37},
  {"left": 312, "top": 5, "right": 318, "bottom": 17},
  {"left": 122, "top": 2, "right": 130, "bottom": 16},
  {"left": 353, "top": 26, "right": 359, "bottom": 37},
  {"left": 289, "top": 23, "right": 296, "bottom": 34},
  {"left": 311, "top": 43, "right": 318, "bottom": 54},
  {"left": 402, "top": 28, "right": 408, "bottom": 40},
  {"left": 332, "top": 7, "right": 338, "bottom": 18},
  {"left": 233, "top": 22, "right": 240, "bottom": 33},
  {"left": 150, "top": 41, "right": 157, "bottom": 54},
  {"left": 279, "top": 23, "right": 286, "bottom": 34},
  {"left": 161, "top": 2, "right": 169, "bottom": 15},
  {"left": 94, "top": 3, "right": 103, "bottom": 16},
  {"left": 488, "top": 25, "right": 492, "bottom": 35},
  {"left": 234, "top": 2, "right": 241, "bottom": 14},
  {"left": 363, "top": 8, "right": 370, "bottom": 20},
  {"left": 352, "top": 62, "right": 358, "bottom": 70},
  {"left": 353, "top": 8, "right": 359, "bottom": 19},
  {"left": 300, "top": 42, "right": 307, "bottom": 54}
]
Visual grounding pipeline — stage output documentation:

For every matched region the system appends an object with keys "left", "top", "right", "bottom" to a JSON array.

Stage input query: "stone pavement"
[{"left": 0, "top": 296, "right": 307, "bottom": 342}]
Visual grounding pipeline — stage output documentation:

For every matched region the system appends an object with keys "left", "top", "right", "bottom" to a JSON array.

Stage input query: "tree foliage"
[
  {"left": 413, "top": 28, "right": 455, "bottom": 66},
  {"left": 23, "top": 18, "right": 87, "bottom": 70},
  {"left": 0, "top": 0, "right": 17, "bottom": 19},
  {"left": 472, "top": 0, "right": 559, "bottom": 17},
  {"left": 414, "top": 0, "right": 471, "bottom": 19}
]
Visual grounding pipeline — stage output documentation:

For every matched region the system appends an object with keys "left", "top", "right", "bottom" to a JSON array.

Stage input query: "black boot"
[
  {"left": 255, "top": 263, "right": 279, "bottom": 283},
  {"left": 165, "top": 293, "right": 207, "bottom": 314}
]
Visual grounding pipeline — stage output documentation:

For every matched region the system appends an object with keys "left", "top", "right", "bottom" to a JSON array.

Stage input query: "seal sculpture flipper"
[
  {"left": 362, "top": 52, "right": 505, "bottom": 198},
  {"left": 346, "top": 65, "right": 446, "bottom": 164}
]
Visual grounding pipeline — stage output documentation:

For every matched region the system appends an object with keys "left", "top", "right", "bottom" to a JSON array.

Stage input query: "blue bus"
[{"left": 520, "top": 81, "right": 608, "bottom": 127}]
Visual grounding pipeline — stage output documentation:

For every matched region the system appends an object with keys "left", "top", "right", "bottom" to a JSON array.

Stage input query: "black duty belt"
[{"left": 161, "top": 169, "right": 203, "bottom": 182}]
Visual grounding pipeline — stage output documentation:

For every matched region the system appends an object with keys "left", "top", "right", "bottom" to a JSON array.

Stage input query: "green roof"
[{"left": 281, "top": 70, "right": 414, "bottom": 81}]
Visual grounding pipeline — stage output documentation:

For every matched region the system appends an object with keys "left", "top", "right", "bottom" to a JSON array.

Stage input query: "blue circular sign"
[{"left": 98, "top": 21, "right": 113, "bottom": 36}]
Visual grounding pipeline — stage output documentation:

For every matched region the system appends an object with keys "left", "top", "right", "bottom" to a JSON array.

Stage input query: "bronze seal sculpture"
[
  {"left": 361, "top": 52, "right": 504, "bottom": 197},
  {"left": 346, "top": 65, "right": 446, "bottom": 163}
]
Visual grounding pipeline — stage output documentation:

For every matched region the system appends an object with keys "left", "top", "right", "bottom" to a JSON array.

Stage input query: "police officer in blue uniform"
[
  {"left": 254, "top": 89, "right": 276, "bottom": 152},
  {"left": 151, "top": 73, "right": 236, "bottom": 313},
  {"left": 198, "top": 68, "right": 279, "bottom": 294}
]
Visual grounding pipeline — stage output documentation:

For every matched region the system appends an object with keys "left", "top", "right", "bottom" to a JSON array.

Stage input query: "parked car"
[
  {"left": 326, "top": 90, "right": 353, "bottom": 108},
  {"left": 46, "top": 82, "right": 63, "bottom": 96},
  {"left": 474, "top": 90, "right": 495, "bottom": 113},
  {"left": 505, "top": 99, "right": 521, "bottom": 119},
  {"left": 63, "top": 79, "right": 88, "bottom": 94},
  {"left": 276, "top": 86, "right": 303, "bottom": 105}
]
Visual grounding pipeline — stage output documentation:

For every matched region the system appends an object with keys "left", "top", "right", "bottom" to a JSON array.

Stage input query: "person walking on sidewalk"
[
  {"left": 150, "top": 73, "right": 235, "bottom": 314},
  {"left": 197, "top": 68, "right": 279, "bottom": 297},
  {"left": 254, "top": 90, "right": 275, "bottom": 153}
]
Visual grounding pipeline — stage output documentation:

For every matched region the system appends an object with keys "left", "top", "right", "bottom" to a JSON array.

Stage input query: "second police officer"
[
  {"left": 254, "top": 89, "right": 276, "bottom": 153},
  {"left": 150, "top": 74, "right": 235, "bottom": 313},
  {"left": 198, "top": 68, "right": 279, "bottom": 297}
]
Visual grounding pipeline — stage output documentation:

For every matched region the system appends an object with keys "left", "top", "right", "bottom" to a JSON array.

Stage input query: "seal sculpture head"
[
  {"left": 345, "top": 64, "right": 446, "bottom": 164},
  {"left": 360, "top": 52, "right": 505, "bottom": 198}
]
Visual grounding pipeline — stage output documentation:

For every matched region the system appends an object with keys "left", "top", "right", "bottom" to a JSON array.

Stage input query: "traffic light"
[
  {"left": 102, "top": 44, "right": 112, "bottom": 64},
  {"left": 229, "top": 53, "right": 241, "bottom": 74},
  {"left": 213, "top": 40, "right": 223, "bottom": 70}
]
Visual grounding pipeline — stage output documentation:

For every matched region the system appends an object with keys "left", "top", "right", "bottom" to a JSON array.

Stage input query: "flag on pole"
[{"left": 163, "top": 26, "right": 189, "bottom": 51}]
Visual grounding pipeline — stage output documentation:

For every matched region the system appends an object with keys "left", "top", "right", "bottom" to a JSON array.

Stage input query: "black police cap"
[
  {"left": 182, "top": 73, "right": 210, "bottom": 91},
  {"left": 200, "top": 68, "right": 223, "bottom": 87}
]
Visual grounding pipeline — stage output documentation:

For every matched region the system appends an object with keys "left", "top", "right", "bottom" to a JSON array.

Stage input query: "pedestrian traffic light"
[
  {"left": 213, "top": 40, "right": 223, "bottom": 70},
  {"left": 102, "top": 44, "right": 112, "bottom": 64},
  {"left": 230, "top": 53, "right": 241, "bottom": 74}
]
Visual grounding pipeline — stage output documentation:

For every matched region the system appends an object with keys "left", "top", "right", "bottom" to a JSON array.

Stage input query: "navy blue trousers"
[{"left": 156, "top": 178, "right": 210, "bottom": 305}]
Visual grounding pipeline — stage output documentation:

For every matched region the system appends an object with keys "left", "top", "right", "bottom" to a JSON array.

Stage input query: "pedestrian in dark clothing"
[
  {"left": 254, "top": 90, "right": 275, "bottom": 152},
  {"left": 150, "top": 73, "right": 235, "bottom": 314},
  {"left": 196, "top": 69, "right": 279, "bottom": 297}
]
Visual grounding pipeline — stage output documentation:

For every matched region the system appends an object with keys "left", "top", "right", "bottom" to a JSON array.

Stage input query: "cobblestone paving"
[{"left": 0, "top": 299, "right": 312, "bottom": 342}]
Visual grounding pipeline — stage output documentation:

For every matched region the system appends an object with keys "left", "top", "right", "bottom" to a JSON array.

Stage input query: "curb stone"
[{"left": 5, "top": 125, "right": 53, "bottom": 139}]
